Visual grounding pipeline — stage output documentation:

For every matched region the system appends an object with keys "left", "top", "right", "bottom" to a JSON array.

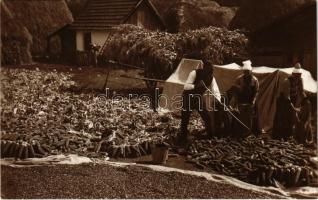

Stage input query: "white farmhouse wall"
[
  {"left": 91, "top": 31, "right": 109, "bottom": 47},
  {"left": 76, "top": 31, "right": 84, "bottom": 51},
  {"left": 76, "top": 31, "right": 108, "bottom": 51}
]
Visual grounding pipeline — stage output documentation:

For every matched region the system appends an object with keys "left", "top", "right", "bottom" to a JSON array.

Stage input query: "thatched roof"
[
  {"left": 151, "top": 0, "right": 237, "bottom": 33},
  {"left": 70, "top": 0, "right": 165, "bottom": 30},
  {"left": 4, "top": 0, "right": 73, "bottom": 56},
  {"left": 1, "top": 1, "right": 33, "bottom": 65},
  {"left": 65, "top": 0, "right": 89, "bottom": 17}
]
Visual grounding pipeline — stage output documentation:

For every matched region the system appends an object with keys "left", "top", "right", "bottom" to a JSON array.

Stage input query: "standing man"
[
  {"left": 286, "top": 63, "right": 304, "bottom": 107},
  {"left": 227, "top": 60, "right": 260, "bottom": 137},
  {"left": 90, "top": 43, "right": 100, "bottom": 67},
  {"left": 272, "top": 92, "right": 298, "bottom": 140},
  {"left": 178, "top": 60, "right": 214, "bottom": 145},
  {"left": 273, "top": 63, "right": 313, "bottom": 143}
]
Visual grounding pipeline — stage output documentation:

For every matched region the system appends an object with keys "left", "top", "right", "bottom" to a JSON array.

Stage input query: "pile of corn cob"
[
  {"left": 187, "top": 136, "right": 317, "bottom": 187},
  {"left": 0, "top": 68, "right": 199, "bottom": 159}
]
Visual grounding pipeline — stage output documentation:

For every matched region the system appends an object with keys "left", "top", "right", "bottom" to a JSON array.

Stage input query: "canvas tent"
[
  {"left": 159, "top": 59, "right": 316, "bottom": 133},
  {"left": 158, "top": 58, "right": 221, "bottom": 112},
  {"left": 213, "top": 63, "right": 317, "bottom": 132}
]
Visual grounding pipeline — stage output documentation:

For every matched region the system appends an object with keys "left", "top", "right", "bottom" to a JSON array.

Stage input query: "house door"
[
  {"left": 84, "top": 32, "right": 92, "bottom": 51},
  {"left": 137, "top": 10, "right": 145, "bottom": 28}
]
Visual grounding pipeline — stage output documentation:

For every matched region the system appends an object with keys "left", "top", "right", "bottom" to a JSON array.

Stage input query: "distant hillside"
[{"left": 4, "top": 0, "right": 73, "bottom": 57}]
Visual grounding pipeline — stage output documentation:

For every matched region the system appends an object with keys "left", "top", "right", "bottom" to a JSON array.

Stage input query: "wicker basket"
[{"left": 151, "top": 146, "right": 169, "bottom": 164}]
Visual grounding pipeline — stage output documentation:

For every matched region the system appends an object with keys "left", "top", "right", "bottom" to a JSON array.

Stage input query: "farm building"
[
  {"left": 48, "top": 0, "right": 166, "bottom": 63},
  {"left": 4, "top": 0, "right": 73, "bottom": 58},
  {"left": 250, "top": 2, "right": 317, "bottom": 78},
  {"left": 1, "top": 1, "right": 32, "bottom": 65},
  {"left": 1, "top": 0, "right": 72, "bottom": 64}
]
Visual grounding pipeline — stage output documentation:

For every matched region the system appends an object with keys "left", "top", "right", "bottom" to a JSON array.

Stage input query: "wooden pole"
[{"left": 120, "top": 74, "right": 167, "bottom": 83}]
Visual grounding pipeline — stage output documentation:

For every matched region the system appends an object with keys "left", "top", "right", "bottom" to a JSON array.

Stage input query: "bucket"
[{"left": 151, "top": 145, "right": 169, "bottom": 164}]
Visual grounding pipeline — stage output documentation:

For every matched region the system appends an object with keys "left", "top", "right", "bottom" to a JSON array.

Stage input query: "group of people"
[{"left": 177, "top": 59, "right": 313, "bottom": 145}]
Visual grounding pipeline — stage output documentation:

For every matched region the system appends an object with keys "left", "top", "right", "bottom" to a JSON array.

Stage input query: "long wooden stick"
[
  {"left": 120, "top": 74, "right": 166, "bottom": 83},
  {"left": 202, "top": 82, "right": 252, "bottom": 132},
  {"left": 102, "top": 68, "right": 111, "bottom": 91},
  {"left": 108, "top": 60, "right": 144, "bottom": 70}
]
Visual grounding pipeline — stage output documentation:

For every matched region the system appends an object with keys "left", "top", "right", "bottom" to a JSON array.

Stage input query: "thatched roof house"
[
  {"left": 48, "top": 0, "right": 166, "bottom": 64},
  {"left": 1, "top": 1, "right": 32, "bottom": 65},
  {"left": 72, "top": 0, "right": 165, "bottom": 50},
  {"left": 250, "top": 2, "right": 317, "bottom": 78},
  {"left": 4, "top": 0, "right": 73, "bottom": 57}
]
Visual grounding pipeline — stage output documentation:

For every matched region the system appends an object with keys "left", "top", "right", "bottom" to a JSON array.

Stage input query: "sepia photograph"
[{"left": 0, "top": 0, "right": 317, "bottom": 199}]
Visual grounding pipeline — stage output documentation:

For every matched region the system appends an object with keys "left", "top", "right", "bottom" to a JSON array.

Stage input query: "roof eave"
[
  {"left": 69, "top": 26, "right": 113, "bottom": 31},
  {"left": 47, "top": 24, "right": 71, "bottom": 38}
]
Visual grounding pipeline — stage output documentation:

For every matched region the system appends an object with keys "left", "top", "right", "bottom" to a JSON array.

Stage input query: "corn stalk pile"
[
  {"left": 101, "top": 25, "right": 248, "bottom": 79},
  {"left": 187, "top": 136, "right": 318, "bottom": 187},
  {"left": 0, "top": 68, "right": 204, "bottom": 159}
]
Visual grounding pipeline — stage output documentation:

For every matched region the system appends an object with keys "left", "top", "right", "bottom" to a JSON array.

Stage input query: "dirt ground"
[
  {"left": 2, "top": 63, "right": 161, "bottom": 92},
  {"left": 1, "top": 164, "right": 282, "bottom": 199}
]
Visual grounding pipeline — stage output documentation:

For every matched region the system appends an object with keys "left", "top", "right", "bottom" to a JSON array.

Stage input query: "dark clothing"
[
  {"left": 295, "top": 96, "right": 313, "bottom": 144},
  {"left": 288, "top": 76, "right": 304, "bottom": 106},
  {"left": 272, "top": 94, "right": 297, "bottom": 140},
  {"left": 180, "top": 68, "right": 214, "bottom": 140},
  {"left": 180, "top": 94, "right": 213, "bottom": 136},
  {"left": 214, "top": 101, "right": 232, "bottom": 137},
  {"left": 188, "top": 68, "right": 213, "bottom": 94},
  {"left": 227, "top": 74, "right": 260, "bottom": 137},
  {"left": 272, "top": 92, "right": 312, "bottom": 143},
  {"left": 276, "top": 76, "right": 311, "bottom": 143},
  {"left": 235, "top": 74, "right": 259, "bottom": 104}
]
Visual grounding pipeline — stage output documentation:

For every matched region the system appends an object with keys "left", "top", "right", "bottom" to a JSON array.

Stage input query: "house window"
[{"left": 84, "top": 32, "right": 92, "bottom": 51}]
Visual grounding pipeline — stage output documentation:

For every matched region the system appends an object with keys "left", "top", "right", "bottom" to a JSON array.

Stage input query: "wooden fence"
[{"left": 75, "top": 51, "right": 97, "bottom": 67}]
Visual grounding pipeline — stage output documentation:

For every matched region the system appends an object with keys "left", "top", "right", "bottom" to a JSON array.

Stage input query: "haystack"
[
  {"left": 4, "top": 0, "right": 73, "bottom": 57},
  {"left": 1, "top": 1, "right": 32, "bottom": 65}
]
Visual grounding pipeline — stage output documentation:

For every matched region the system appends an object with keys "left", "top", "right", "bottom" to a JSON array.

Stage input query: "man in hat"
[
  {"left": 286, "top": 63, "right": 304, "bottom": 107},
  {"left": 273, "top": 63, "right": 313, "bottom": 143},
  {"left": 89, "top": 43, "right": 100, "bottom": 67},
  {"left": 178, "top": 60, "right": 214, "bottom": 145},
  {"left": 227, "top": 60, "right": 260, "bottom": 137}
]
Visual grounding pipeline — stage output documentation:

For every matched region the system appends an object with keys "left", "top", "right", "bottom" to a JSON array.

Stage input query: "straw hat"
[
  {"left": 292, "top": 63, "right": 302, "bottom": 74},
  {"left": 242, "top": 60, "right": 252, "bottom": 71}
]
